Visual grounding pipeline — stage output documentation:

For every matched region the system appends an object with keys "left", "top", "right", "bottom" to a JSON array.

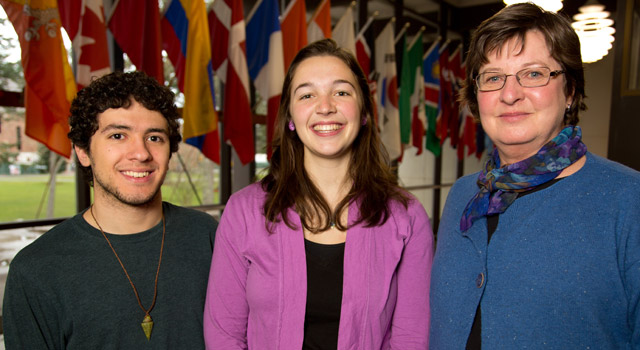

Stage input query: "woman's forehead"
[{"left": 481, "top": 31, "right": 555, "bottom": 69}]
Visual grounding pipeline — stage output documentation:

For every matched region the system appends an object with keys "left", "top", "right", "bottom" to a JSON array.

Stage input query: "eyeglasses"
[{"left": 475, "top": 67, "right": 565, "bottom": 92}]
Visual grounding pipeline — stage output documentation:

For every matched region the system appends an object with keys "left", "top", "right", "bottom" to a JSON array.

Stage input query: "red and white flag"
[
  {"left": 307, "top": 0, "right": 331, "bottom": 43},
  {"left": 59, "top": 0, "right": 111, "bottom": 89},
  {"left": 209, "top": 0, "right": 254, "bottom": 165},
  {"left": 355, "top": 14, "right": 378, "bottom": 125},
  {"left": 356, "top": 34, "right": 378, "bottom": 126}
]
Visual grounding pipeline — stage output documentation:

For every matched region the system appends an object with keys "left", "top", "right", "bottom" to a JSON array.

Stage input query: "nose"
[
  {"left": 499, "top": 75, "right": 524, "bottom": 105},
  {"left": 127, "top": 137, "right": 152, "bottom": 161},
  {"left": 315, "top": 94, "right": 337, "bottom": 116}
]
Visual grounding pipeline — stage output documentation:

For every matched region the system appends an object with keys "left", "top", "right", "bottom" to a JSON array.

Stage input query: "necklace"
[{"left": 90, "top": 205, "right": 165, "bottom": 341}]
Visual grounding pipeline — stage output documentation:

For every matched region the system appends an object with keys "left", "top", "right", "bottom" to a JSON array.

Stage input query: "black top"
[
  {"left": 302, "top": 239, "right": 345, "bottom": 350},
  {"left": 466, "top": 178, "right": 562, "bottom": 349}
]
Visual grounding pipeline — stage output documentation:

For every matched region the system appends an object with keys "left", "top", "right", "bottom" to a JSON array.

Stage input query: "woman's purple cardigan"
[{"left": 204, "top": 183, "right": 434, "bottom": 349}]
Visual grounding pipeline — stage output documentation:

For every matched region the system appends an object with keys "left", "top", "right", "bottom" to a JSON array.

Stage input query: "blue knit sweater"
[{"left": 430, "top": 152, "right": 640, "bottom": 349}]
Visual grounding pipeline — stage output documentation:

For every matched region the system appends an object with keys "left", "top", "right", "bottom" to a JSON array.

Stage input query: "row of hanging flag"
[
  {"left": 0, "top": 0, "right": 488, "bottom": 166},
  {"left": 372, "top": 21, "right": 489, "bottom": 162}
]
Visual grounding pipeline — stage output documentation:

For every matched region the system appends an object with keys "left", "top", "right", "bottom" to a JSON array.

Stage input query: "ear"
[
  {"left": 565, "top": 94, "right": 573, "bottom": 109},
  {"left": 565, "top": 85, "right": 574, "bottom": 108},
  {"left": 74, "top": 145, "right": 91, "bottom": 167}
]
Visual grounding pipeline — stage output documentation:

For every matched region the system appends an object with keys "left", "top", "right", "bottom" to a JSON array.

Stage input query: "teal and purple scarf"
[{"left": 460, "top": 126, "right": 587, "bottom": 232}]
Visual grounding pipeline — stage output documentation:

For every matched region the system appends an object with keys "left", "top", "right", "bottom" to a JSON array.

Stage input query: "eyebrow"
[
  {"left": 479, "top": 62, "right": 550, "bottom": 73},
  {"left": 100, "top": 124, "right": 168, "bottom": 135},
  {"left": 293, "top": 79, "right": 357, "bottom": 95}
]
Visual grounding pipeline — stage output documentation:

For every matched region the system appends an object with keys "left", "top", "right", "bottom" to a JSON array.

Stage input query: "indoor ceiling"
[{"left": 325, "top": 0, "right": 618, "bottom": 35}]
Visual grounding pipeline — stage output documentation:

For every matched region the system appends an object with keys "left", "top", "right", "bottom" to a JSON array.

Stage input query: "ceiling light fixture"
[
  {"left": 503, "top": 0, "right": 563, "bottom": 13},
  {"left": 571, "top": 1, "right": 615, "bottom": 63}
]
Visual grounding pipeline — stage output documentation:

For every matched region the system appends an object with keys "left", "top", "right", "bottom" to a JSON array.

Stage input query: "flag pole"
[
  {"left": 394, "top": 22, "right": 410, "bottom": 45},
  {"left": 309, "top": 0, "right": 329, "bottom": 24},
  {"left": 356, "top": 10, "right": 379, "bottom": 38},
  {"left": 246, "top": 0, "right": 264, "bottom": 24},
  {"left": 281, "top": 0, "right": 297, "bottom": 20},
  {"left": 408, "top": 26, "right": 426, "bottom": 48},
  {"left": 423, "top": 36, "right": 441, "bottom": 60},
  {"left": 438, "top": 38, "right": 451, "bottom": 54},
  {"left": 106, "top": 0, "right": 121, "bottom": 24},
  {"left": 449, "top": 43, "right": 463, "bottom": 62},
  {"left": 332, "top": 1, "right": 357, "bottom": 31}
]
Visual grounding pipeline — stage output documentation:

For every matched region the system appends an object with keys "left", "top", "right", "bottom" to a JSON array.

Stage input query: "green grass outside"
[
  {"left": 0, "top": 170, "right": 220, "bottom": 223},
  {"left": 0, "top": 174, "right": 77, "bottom": 222},
  {"left": 161, "top": 171, "right": 220, "bottom": 207}
]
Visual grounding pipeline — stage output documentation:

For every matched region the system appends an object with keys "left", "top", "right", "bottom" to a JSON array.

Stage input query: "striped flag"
[
  {"left": 374, "top": 20, "right": 401, "bottom": 161},
  {"left": 246, "top": 0, "right": 284, "bottom": 158},
  {"left": 307, "top": 0, "right": 330, "bottom": 43},
  {"left": 208, "top": 0, "right": 254, "bottom": 164},
  {"left": 355, "top": 14, "right": 378, "bottom": 126},
  {"left": 162, "top": 0, "right": 220, "bottom": 163},
  {"left": 1, "top": 0, "right": 77, "bottom": 157},
  {"left": 356, "top": 34, "right": 378, "bottom": 126}
]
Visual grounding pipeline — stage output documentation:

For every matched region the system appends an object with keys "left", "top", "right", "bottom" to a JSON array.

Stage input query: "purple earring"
[
  {"left": 362, "top": 117, "right": 367, "bottom": 126},
  {"left": 288, "top": 120, "right": 295, "bottom": 131}
]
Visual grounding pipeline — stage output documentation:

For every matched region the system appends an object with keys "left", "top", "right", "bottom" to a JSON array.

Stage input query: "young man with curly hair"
[{"left": 3, "top": 71, "right": 218, "bottom": 349}]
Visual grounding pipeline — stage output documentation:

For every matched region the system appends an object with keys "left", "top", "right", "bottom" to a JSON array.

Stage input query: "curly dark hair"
[{"left": 68, "top": 71, "right": 181, "bottom": 183}]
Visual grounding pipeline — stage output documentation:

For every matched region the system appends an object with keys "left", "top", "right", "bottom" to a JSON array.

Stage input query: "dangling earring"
[{"left": 288, "top": 120, "right": 295, "bottom": 131}]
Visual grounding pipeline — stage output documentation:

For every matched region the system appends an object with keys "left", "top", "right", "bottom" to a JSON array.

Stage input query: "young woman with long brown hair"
[{"left": 204, "top": 39, "right": 433, "bottom": 349}]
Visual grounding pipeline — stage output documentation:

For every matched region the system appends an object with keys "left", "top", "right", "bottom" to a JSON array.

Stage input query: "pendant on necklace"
[{"left": 141, "top": 314, "right": 154, "bottom": 340}]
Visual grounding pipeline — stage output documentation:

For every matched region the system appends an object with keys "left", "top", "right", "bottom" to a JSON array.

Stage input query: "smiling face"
[
  {"left": 75, "top": 100, "right": 170, "bottom": 208},
  {"left": 477, "top": 30, "right": 572, "bottom": 165},
  {"left": 289, "top": 55, "right": 362, "bottom": 163}
]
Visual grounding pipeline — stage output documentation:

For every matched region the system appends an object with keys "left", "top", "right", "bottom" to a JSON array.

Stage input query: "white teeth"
[
  {"left": 123, "top": 171, "right": 150, "bottom": 178},
  {"left": 313, "top": 124, "right": 341, "bottom": 132}
]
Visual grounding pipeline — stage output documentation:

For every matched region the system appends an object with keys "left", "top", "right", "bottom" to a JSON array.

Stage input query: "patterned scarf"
[{"left": 460, "top": 126, "right": 587, "bottom": 232}]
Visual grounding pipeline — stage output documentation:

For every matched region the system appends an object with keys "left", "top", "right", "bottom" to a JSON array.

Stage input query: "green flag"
[{"left": 399, "top": 34, "right": 424, "bottom": 146}]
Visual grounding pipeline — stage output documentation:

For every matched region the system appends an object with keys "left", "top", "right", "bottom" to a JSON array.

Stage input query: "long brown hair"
[{"left": 261, "top": 39, "right": 408, "bottom": 233}]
